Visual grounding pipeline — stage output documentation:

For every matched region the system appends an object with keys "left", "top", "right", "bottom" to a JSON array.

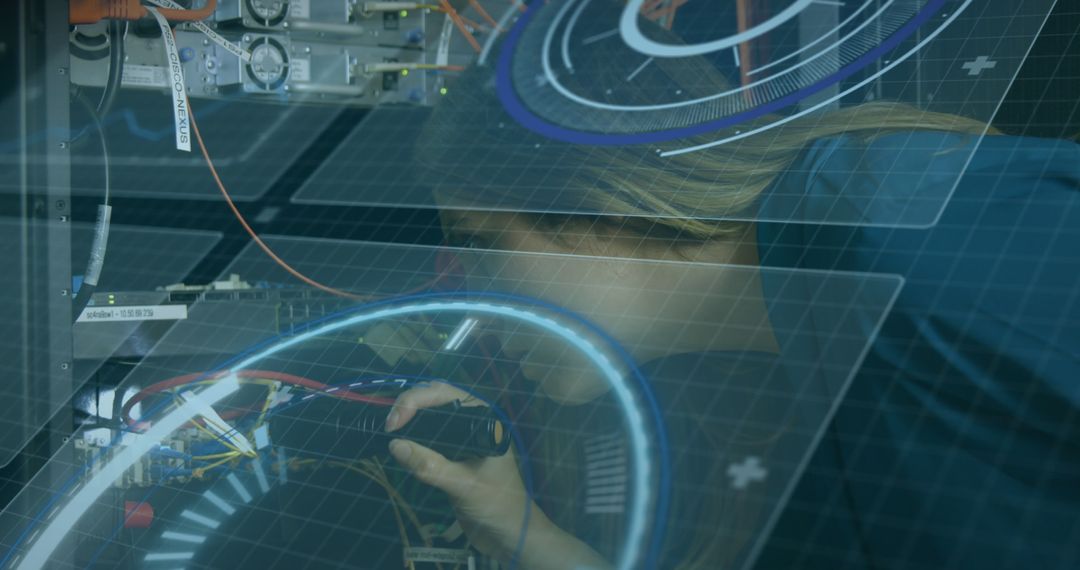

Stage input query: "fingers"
[
  {"left": 386, "top": 382, "right": 482, "bottom": 432},
  {"left": 388, "top": 438, "right": 470, "bottom": 497}
]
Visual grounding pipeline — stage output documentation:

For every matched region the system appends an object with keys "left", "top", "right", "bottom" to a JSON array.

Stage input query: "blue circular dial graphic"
[{"left": 495, "top": 0, "right": 971, "bottom": 155}]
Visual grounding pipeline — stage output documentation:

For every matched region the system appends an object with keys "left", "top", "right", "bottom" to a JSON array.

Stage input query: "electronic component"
[
  {"left": 75, "top": 428, "right": 202, "bottom": 488},
  {"left": 68, "top": 0, "right": 475, "bottom": 106},
  {"left": 72, "top": 283, "right": 357, "bottom": 360},
  {"left": 274, "top": 398, "right": 510, "bottom": 461}
]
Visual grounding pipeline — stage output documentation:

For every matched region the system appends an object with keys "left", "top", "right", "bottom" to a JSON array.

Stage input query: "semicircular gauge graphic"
[
  {"left": 497, "top": 0, "right": 970, "bottom": 155},
  {"left": 1, "top": 293, "right": 669, "bottom": 570}
]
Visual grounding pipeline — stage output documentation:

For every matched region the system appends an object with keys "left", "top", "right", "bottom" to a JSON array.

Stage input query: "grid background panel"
[
  {"left": 71, "top": 224, "right": 222, "bottom": 387},
  {"left": 0, "top": 220, "right": 220, "bottom": 465},
  {"left": 291, "top": 0, "right": 1055, "bottom": 229},
  {"left": 0, "top": 94, "right": 343, "bottom": 202},
  {"left": 0, "top": 236, "right": 900, "bottom": 569}
]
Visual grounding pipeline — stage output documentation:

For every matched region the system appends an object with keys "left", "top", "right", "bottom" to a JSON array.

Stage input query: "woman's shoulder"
[
  {"left": 796, "top": 130, "right": 1080, "bottom": 170},
  {"left": 758, "top": 130, "right": 1080, "bottom": 226}
]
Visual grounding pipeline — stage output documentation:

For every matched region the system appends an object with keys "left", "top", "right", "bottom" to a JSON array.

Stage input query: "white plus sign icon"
[
  {"left": 962, "top": 56, "right": 998, "bottom": 76},
  {"left": 727, "top": 456, "right": 767, "bottom": 489}
]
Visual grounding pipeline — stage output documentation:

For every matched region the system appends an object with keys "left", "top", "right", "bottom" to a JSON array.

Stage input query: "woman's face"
[{"left": 439, "top": 209, "right": 776, "bottom": 405}]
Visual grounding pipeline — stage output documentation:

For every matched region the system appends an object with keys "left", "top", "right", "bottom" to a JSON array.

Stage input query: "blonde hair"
[
  {"left": 485, "top": 102, "right": 999, "bottom": 570},
  {"left": 415, "top": 15, "right": 998, "bottom": 565},
  {"left": 547, "top": 101, "right": 997, "bottom": 241}
]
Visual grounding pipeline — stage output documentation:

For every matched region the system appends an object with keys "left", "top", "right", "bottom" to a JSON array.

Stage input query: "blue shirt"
[{"left": 756, "top": 133, "right": 1080, "bottom": 569}]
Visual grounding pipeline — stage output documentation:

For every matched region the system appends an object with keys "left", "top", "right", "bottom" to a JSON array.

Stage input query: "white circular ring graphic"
[{"left": 619, "top": 0, "right": 815, "bottom": 57}]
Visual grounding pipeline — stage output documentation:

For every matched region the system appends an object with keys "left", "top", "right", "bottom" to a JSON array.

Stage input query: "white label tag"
[
  {"left": 145, "top": 6, "right": 191, "bottom": 152},
  {"left": 403, "top": 547, "right": 472, "bottom": 563},
  {"left": 77, "top": 304, "right": 189, "bottom": 323},
  {"left": 290, "top": 57, "right": 311, "bottom": 82},
  {"left": 121, "top": 64, "right": 168, "bottom": 88},
  {"left": 289, "top": 0, "right": 310, "bottom": 19},
  {"left": 83, "top": 204, "right": 112, "bottom": 286},
  {"left": 147, "top": 0, "right": 252, "bottom": 62},
  {"left": 437, "top": 15, "right": 453, "bottom": 66},
  {"left": 270, "top": 386, "right": 294, "bottom": 407},
  {"left": 253, "top": 425, "right": 271, "bottom": 450}
]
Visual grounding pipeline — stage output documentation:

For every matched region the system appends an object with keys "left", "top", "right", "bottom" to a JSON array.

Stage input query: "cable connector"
[{"left": 70, "top": 0, "right": 218, "bottom": 25}]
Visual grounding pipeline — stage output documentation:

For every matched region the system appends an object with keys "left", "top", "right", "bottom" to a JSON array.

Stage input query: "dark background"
[{"left": 0, "top": 0, "right": 1075, "bottom": 556}]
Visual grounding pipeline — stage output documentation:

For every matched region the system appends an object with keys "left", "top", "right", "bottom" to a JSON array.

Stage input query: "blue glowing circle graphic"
[
  {"left": 139, "top": 377, "right": 511, "bottom": 570},
  {"left": 4, "top": 292, "right": 670, "bottom": 570},
  {"left": 495, "top": 0, "right": 969, "bottom": 155}
]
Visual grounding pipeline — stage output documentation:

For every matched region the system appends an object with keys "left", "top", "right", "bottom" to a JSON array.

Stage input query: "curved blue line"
[
  {"left": 210, "top": 290, "right": 671, "bottom": 568},
  {"left": 81, "top": 376, "right": 531, "bottom": 570},
  {"left": 0, "top": 369, "right": 224, "bottom": 570},
  {"left": 4, "top": 291, "right": 670, "bottom": 570},
  {"left": 211, "top": 290, "right": 672, "bottom": 567},
  {"left": 495, "top": 0, "right": 949, "bottom": 146}
]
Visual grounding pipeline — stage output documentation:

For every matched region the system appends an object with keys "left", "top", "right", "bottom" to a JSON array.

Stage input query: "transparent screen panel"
[
  {"left": 0, "top": 92, "right": 343, "bottom": 201},
  {"left": 71, "top": 224, "right": 221, "bottom": 295},
  {"left": 72, "top": 225, "right": 222, "bottom": 386},
  {"left": 294, "top": 0, "right": 1055, "bottom": 227},
  {"left": 0, "top": 239, "right": 900, "bottom": 570},
  {"left": 0, "top": 220, "right": 219, "bottom": 466}
]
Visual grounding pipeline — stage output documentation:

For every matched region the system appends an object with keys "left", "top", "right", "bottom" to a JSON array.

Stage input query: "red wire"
[{"left": 122, "top": 369, "right": 395, "bottom": 427}]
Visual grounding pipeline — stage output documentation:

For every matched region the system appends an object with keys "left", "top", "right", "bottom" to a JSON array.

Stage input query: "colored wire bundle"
[{"left": 122, "top": 369, "right": 394, "bottom": 427}]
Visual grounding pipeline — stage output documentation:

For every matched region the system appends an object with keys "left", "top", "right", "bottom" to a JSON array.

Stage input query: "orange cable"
[
  {"left": 186, "top": 93, "right": 463, "bottom": 301},
  {"left": 641, "top": 0, "right": 687, "bottom": 26},
  {"left": 641, "top": 0, "right": 665, "bottom": 14},
  {"left": 189, "top": 105, "right": 369, "bottom": 300},
  {"left": 468, "top": 0, "right": 501, "bottom": 30},
  {"left": 70, "top": 0, "right": 217, "bottom": 25},
  {"left": 736, "top": 0, "right": 754, "bottom": 89},
  {"left": 664, "top": 0, "right": 685, "bottom": 30},
  {"left": 457, "top": 14, "right": 486, "bottom": 32},
  {"left": 440, "top": 0, "right": 482, "bottom": 53}
]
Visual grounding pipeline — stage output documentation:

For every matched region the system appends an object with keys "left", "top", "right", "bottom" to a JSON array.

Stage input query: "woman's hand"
[
  {"left": 386, "top": 383, "right": 612, "bottom": 569},
  {"left": 385, "top": 383, "right": 533, "bottom": 559}
]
